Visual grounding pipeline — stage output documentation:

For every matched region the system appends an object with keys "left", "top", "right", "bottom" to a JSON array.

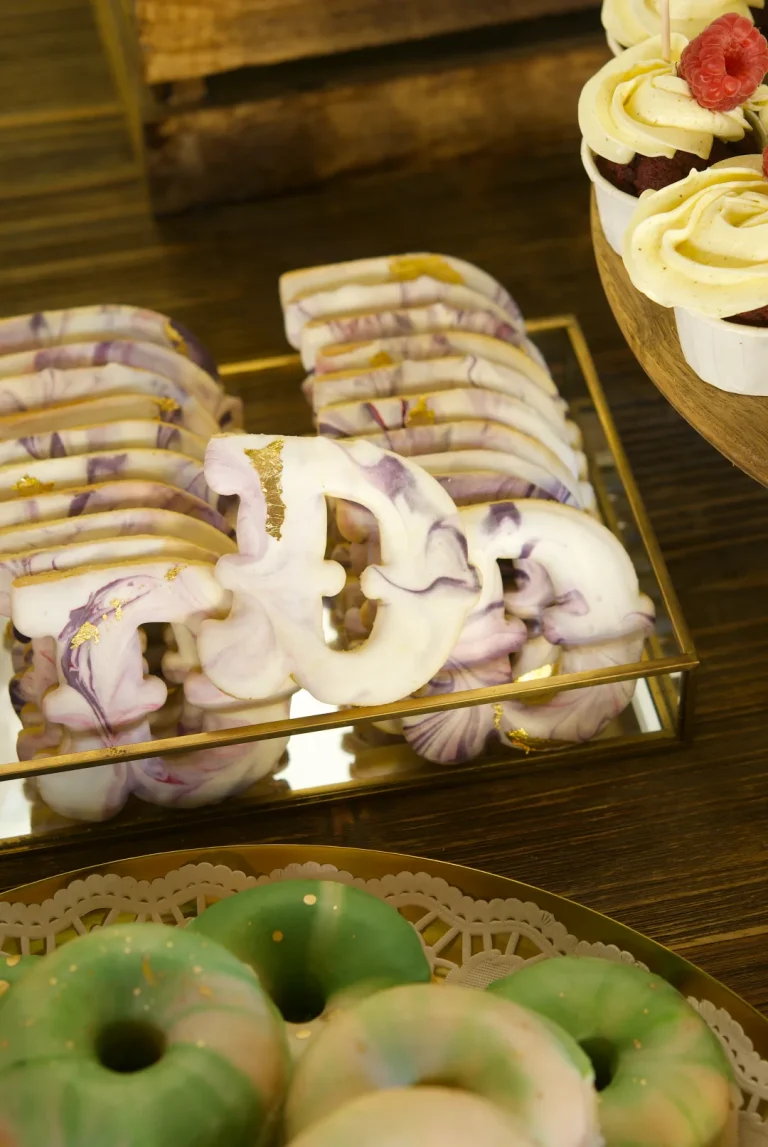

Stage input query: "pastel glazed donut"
[
  {"left": 288, "top": 1088, "right": 537, "bottom": 1147},
  {"left": 285, "top": 982, "right": 601, "bottom": 1147},
  {"left": 0, "top": 923, "right": 289, "bottom": 1147},
  {"left": 488, "top": 957, "right": 738, "bottom": 1147},
  {"left": 188, "top": 880, "right": 431, "bottom": 1055}
]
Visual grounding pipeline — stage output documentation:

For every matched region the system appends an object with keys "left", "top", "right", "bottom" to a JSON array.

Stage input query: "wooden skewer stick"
[{"left": 660, "top": 0, "right": 672, "bottom": 60}]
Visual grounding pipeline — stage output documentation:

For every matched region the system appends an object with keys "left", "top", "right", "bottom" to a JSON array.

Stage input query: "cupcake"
[
  {"left": 623, "top": 153, "right": 768, "bottom": 392},
  {"left": 602, "top": 0, "right": 766, "bottom": 54},
  {"left": 580, "top": 16, "right": 768, "bottom": 253}
]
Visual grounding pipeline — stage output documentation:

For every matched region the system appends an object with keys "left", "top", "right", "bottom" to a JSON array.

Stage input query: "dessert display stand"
[{"left": 591, "top": 191, "right": 768, "bottom": 488}]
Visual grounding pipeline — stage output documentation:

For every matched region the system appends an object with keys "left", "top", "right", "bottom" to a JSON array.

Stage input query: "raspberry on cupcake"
[{"left": 580, "top": 15, "right": 768, "bottom": 252}]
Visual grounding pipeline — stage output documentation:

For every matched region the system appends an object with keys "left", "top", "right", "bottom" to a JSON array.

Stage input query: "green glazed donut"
[
  {"left": 188, "top": 879, "right": 431, "bottom": 1055},
  {"left": 285, "top": 982, "right": 601, "bottom": 1147},
  {"left": 488, "top": 956, "right": 738, "bottom": 1147},
  {"left": 288, "top": 1088, "right": 537, "bottom": 1147},
  {"left": 0, "top": 923, "right": 289, "bottom": 1147},
  {"left": 0, "top": 954, "right": 38, "bottom": 1013}
]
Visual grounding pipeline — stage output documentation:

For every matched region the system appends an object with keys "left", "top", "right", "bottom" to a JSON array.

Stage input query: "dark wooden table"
[{"left": 2, "top": 0, "right": 767, "bottom": 1016}]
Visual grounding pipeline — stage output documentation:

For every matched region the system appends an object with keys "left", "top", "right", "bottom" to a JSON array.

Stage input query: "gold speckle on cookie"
[
  {"left": 272, "top": 931, "right": 284, "bottom": 943},
  {"left": 245, "top": 439, "right": 285, "bottom": 541},
  {"left": 5, "top": 955, "right": 20, "bottom": 968},
  {"left": 492, "top": 703, "right": 503, "bottom": 731},
  {"left": 389, "top": 255, "right": 463, "bottom": 285},
  {"left": 13, "top": 475, "right": 54, "bottom": 497},
  {"left": 164, "top": 564, "right": 186, "bottom": 582},
  {"left": 404, "top": 395, "right": 436, "bottom": 428},
  {"left": 110, "top": 598, "right": 124, "bottom": 622},
  {"left": 164, "top": 319, "right": 188, "bottom": 358},
  {"left": 295, "top": 1030, "right": 312, "bottom": 1041},
  {"left": 369, "top": 351, "right": 393, "bottom": 367},
  {"left": 303, "top": 894, "right": 318, "bottom": 906},
  {"left": 70, "top": 621, "right": 100, "bottom": 649},
  {"left": 155, "top": 396, "right": 180, "bottom": 415}
]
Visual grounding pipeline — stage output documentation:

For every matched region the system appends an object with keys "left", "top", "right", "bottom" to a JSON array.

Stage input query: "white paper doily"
[{"left": 0, "top": 859, "right": 765, "bottom": 1139}]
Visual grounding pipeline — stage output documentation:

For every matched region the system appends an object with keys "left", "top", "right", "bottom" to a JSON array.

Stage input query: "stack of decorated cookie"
[
  {"left": 280, "top": 254, "right": 654, "bottom": 764},
  {"left": 0, "top": 305, "right": 292, "bottom": 821}
]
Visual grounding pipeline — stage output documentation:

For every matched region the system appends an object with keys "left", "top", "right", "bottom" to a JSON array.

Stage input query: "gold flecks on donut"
[
  {"left": 5, "top": 955, "right": 20, "bottom": 968},
  {"left": 71, "top": 621, "right": 99, "bottom": 649},
  {"left": 295, "top": 1030, "right": 312, "bottom": 1040},
  {"left": 142, "top": 956, "right": 158, "bottom": 987},
  {"left": 272, "top": 931, "right": 284, "bottom": 943},
  {"left": 245, "top": 439, "right": 285, "bottom": 541},
  {"left": 0, "top": 981, "right": 9, "bottom": 997},
  {"left": 303, "top": 894, "right": 317, "bottom": 906}
]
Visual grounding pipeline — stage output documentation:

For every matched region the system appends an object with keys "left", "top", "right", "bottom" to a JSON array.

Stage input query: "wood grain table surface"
[{"left": 1, "top": 1, "right": 767, "bottom": 1016}]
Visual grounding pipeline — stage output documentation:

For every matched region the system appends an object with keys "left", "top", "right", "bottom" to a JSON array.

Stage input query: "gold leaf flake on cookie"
[
  {"left": 505, "top": 729, "right": 561, "bottom": 753},
  {"left": 13, "top": 475, "right": 54, "bottom": 497},
  {"left": 164, "top": 564, "right": 187, "bottom": 582},
  {"left": 163, "top": 319, "right": 188, "bottom": 359},
  {"left": 70, "top": 622, "right": 100, "bottom": 649},
  {"left": 245, "top": 439, "right": 285, "bottom": 541},
  {"left": 109, "top": 599, "right": 124, "bottom": 621},
  {"left": 154, "top": 397, "right": 180, "bottom": 415},
  {"left": 404, "top": 395, "right": 435, "bottom": 428},
  {"left": 389, "top": 255, "right": 463, "bottom": 285}
]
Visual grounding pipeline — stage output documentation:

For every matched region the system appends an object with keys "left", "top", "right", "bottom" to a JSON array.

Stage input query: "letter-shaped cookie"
[
  {"left": 11, "top": 559, "right": 229, "bottom": 820},
  {"left": 200, "top": 435, "right": 481, "bottom": 706}
]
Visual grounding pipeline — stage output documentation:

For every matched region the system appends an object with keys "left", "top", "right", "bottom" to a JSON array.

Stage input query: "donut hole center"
[
  {"left": 579, "top": 1037, "right": 617, "bottom": 1092},
  {"left": 273, "top": 976, "right": 326, "bottom": 1024},
  {"left": 97, "top": 1020, "right": 166, "bottom": 1074}
]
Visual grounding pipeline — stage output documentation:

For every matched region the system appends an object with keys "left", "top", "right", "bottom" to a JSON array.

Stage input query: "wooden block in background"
[
  {"left": 136, "top": 0, "right": 601, "bottom": 83},
  {"left": 146, "top": 31, "right": 608, "bottom": 212}
]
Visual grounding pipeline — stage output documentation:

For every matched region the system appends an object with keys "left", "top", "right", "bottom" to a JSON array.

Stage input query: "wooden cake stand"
[{"left": 591, "top": 192, "right": 768, "bottom": 488}]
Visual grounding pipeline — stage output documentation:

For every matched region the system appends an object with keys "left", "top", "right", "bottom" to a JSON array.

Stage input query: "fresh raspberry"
[{"left": 678, "top": 13, "right": 768, "bottom": 111}]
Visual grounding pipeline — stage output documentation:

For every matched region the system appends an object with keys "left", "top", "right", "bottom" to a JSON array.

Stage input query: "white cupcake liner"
[
  {"left": 581, "top": 139, "right": 638, "bottom": 257},
  {"left": 674, "top": 307, "right": 768, "bottom": 395}
]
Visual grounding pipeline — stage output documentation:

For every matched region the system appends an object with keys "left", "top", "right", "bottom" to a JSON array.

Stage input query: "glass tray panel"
[{"left": 0, "top": 317, "right": 697, "bottom": 853}]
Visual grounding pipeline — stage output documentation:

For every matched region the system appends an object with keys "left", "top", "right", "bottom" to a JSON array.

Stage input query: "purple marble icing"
[
  {"left": 0, "top": 304, "right": 218, "bottom": 377},
  {"left": 0, "top": 479, "right": 233, "bottom": 535}
]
